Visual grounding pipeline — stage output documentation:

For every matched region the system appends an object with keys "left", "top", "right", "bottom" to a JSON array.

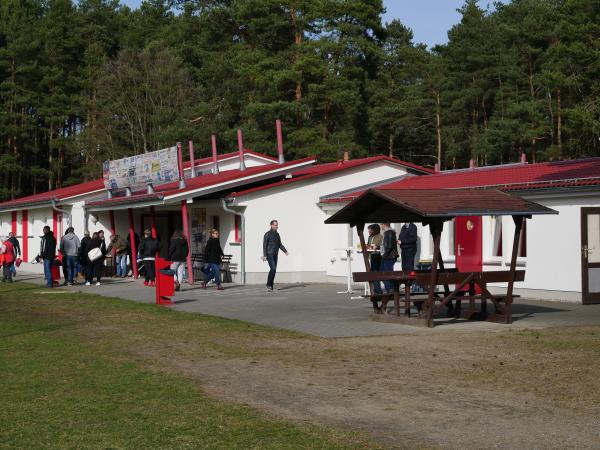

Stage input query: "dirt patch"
[{"left": 6, "top": 292, "right": 599, "bottom": 449}]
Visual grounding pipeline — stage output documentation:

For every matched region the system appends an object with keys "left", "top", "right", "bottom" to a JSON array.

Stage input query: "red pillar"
[
  {"left": 181, "top": 200, "right": 194, "bottom": 285},
  {"left": 22, "top": 210, "right": 28, "bottom": 262},
  {"left": 11, "top": 211, "right": 17, "bottom": 235},
  {"left": 109, "top": 210, "right": 116, "bottom": 273},
  {"left": 128, "top": 208, "right": 138, "bottom": 279},
  {"left": 150, "top": 206, "right": 157, "bottom": 239}
]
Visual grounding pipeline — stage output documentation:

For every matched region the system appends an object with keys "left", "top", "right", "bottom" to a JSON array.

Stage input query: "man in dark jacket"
[
  {"left": 399, "top": 222, "right": 418, "bottom": 272},
  {"left": 380, "top": 223, "right": 398, "bottom": 294},
  {"left": 169, "top": 230, "right": 189, "bottom": 289},
  {"left": 8, "top": 232, "right": 20, "bottom": 277},
  {"left": 39, "top": 226, "right": 57, "bottom": 288},
  {"left": 79, "top": 231, "right": 91, "bottom": 279},
  {"left": 138, "top": 229, "right": 159, "bottom": 286},
  {"left": 261, "top": 220, "right": 288, "bottom": 291}
]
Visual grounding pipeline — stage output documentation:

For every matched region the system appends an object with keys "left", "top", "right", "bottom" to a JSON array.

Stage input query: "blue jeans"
[
  {"left": 380, "top": 258, "right": 396, "bottom": 293},
  {"left": 66, "top": 255, "right": 78, "bottom": 283},
  {"left": 43, "top": 259, "right": 53, "bottom": 287},
  {"left": 116, "top": 254, "right": 127, "bottom": 277},
  {"left": 205, "top": 263, "right": 221, "bottom": 285},
  {"left": 266, "top": 254, "right": 278, "bottom": 287}
]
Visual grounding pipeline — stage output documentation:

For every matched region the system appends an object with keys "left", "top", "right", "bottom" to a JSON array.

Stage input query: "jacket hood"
[{"left": 64, "top": 233, "right": 77, "bottom": 241}]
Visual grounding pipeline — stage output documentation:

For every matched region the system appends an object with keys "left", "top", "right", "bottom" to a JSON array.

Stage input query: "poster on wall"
[
  {"left": 190, "top": 207, "right": 207, "bottom": 256},
  {"left": 103, "top": 146, "right": 179, "bottom": 191}
]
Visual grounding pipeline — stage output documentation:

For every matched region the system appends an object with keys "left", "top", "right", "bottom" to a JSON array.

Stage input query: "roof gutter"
[
  {"left": 51, "top": 199, "right": 72, "bottom": 227},
  {"left": 221, "top": 199, "right": 246, "bottom": 285}
]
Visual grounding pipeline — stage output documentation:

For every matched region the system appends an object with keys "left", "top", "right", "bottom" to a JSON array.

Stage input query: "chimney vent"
[
  {"left": 211, "top": 135, "right": 220, "bottom": 174},
  {"left": 276, "top": 120, "right": 285, "bottom": 165},
  {"left": 469, "top": 159, "right": 476, "bottom": 169},
  {"left": 520, "top": 153, "right": 527, "bottom": 164},
  {"left": 237, "top": 129, "right": 246, "bottom": 171},
  {"left": 343, "top": 151, "right": 349, "bottom": 162}
]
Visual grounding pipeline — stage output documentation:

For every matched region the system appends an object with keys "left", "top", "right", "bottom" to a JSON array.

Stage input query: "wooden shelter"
[{"left": 325, "top": 189, "right": 558, "bottom": 327}]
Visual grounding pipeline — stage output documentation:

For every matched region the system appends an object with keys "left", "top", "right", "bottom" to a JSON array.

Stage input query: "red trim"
[
  {"left": 181, "top": 201, "right": 194, "bottom": 284},
  {"left": 11, "top": 211, "right": 17, "bottom": 234},
  {"left": 22, "top": 210, "right": 28, "bottom": 262},
  {"left": 128, "top": 208, "right": 139, "bottom": 278},
  {"left": 52, "top": 209, "right": 58, "bottom": 237}
]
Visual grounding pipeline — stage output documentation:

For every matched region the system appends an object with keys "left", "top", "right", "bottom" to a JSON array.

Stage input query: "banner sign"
[{"left": 103, "top": 146, "right": 180, "bottom": 191}]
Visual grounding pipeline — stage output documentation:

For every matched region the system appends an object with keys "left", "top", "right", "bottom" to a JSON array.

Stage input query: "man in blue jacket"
[
  {"left": 261, "top": 220, "right": 288, "bottom": 291},
  {"left": 399, "top": 222, "right": 418, "bottom": 272}
]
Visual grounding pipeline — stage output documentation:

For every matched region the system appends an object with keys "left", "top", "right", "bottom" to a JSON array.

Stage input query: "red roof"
[
  {"left": 0, "top": 150, "right": 279, "bottom": 211},
  {"left": 228, "top": 156, "right": 432, "bottom": 199},
  {"left": 322, "top": 157, "right": 600, "bottom": 203}
]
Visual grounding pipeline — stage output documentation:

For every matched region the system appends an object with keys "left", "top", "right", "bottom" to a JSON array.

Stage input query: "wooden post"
[
  {"left": 356, "top": 223, "right": 370, "bottom": 271},
  {"left": 426, "top": 220, "right": 443, "bottom": 327},
  {"left": 181, "top": 200, "right": 194, "bottom": 285},
  {"left": 505, "top": 216, "right": 524, "bottom": 323},
  {"left": 128, "top": 208, "right": 139, "bottom": 279}
]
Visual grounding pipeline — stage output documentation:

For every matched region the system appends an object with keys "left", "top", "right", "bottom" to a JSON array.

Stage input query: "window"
[{"left": 491, "top": 216, "right": 503, "bottom": 257}]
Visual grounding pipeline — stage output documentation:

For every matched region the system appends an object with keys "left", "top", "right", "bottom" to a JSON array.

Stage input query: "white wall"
[{"left": 236, "top": 161, "right": 411, "bottom": 282}]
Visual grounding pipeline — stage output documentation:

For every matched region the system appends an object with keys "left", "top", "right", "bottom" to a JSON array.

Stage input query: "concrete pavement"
[{"left": 14, "top": 273, "right": 600, "bottom": 338}]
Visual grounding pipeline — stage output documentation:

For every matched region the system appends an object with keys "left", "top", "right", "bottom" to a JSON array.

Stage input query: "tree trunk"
[
  {"left": 388, "top": 133, "right": 394, "bottom": 158},
  {"left": 290, "top": 8, "right": 303, "bottom": 128},
  {"left": 435, "top": 90, "right": 443, "bottom": 168},
  {"left": 48, "top": 123, "right": 54, "bottom": 191}
]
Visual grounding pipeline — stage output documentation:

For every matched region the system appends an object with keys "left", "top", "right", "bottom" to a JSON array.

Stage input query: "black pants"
[
  {"left": 266, "top": 254, "right": 278, "bottom": 287},
  {"left": 144, "top": 260, "right": 155, "bottom": 282},
  {"left": 401, "top": 247, "right": 416, "bottom": 271},
  {"left": 87, "top": 260, "right": 103, "bottom": 283},
  {"left": 3, "top": 263, "right": 13, "bottom": 281}
]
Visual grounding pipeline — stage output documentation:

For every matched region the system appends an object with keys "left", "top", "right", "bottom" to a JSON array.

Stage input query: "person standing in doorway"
[
  {"left": 262, "top": 220, "right": 288, "bottom": 291},
  {"left": 8, "top": 232, "right": 20, "bottom": 277},
  {"left": 60, "top": 227, "right": 80, "bottom": 286},
  {"left": 139, "top": 229, "right": 159, "bottom": 286},
  {"left": 201, "top": 229, "right": 224, "bottom": 290},
  {"left": 169, "top": 229, "right": 189, "bottom": 291},
  {"left": 39, "top": 226, "right": 57, "bottom": 288}
]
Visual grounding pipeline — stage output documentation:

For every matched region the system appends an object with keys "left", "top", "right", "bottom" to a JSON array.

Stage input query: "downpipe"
[
  {"left": 221, "top": 199, "right": 245, "bottom": 285},
  {"left": 51, "top": 199, "right": 72, "bottom": 227}
]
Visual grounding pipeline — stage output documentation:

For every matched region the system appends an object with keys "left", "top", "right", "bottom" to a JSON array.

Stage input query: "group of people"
[
  {"left": 0, "top": 232, "right": 22, "bottom": 282},
  {"left": 366, "top": 222, "right": 418, "bottom": 295}
]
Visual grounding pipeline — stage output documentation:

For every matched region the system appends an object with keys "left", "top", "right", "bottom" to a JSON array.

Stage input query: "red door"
[{"left": 455, "top": 216, "right": 483, "bottom": 273}]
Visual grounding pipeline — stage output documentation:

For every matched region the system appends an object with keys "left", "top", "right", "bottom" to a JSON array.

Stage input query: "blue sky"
[{"left": 120, "top": 0, "right": 504, "bottom": 47}]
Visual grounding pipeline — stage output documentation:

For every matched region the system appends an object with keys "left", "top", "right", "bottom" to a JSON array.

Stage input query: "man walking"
[
  {"left": 8, "top": 232, "right": 20, "bottom": 277},
  {"left": 39, "top": 226, "right": 57, "bottom": 288},
  {"left": 262, "top": 220, "right": 288, "bottom": 291},
  {"left": 60, "top": 227, "right": 80, "bottom": 285}
]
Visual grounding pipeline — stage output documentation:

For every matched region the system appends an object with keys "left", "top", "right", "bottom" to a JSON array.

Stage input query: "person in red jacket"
[{"left": 1, "top": 236, "right": 16, "bottom": 282}]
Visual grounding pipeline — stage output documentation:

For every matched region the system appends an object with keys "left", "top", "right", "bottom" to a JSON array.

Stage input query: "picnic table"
[{"left": 325, "top": 188, "right": 558, "bottom": 328}]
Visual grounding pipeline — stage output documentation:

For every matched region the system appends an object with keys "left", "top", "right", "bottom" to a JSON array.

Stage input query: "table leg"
[
  {"left": 394, "top": 281, "right": 400, "bottom": 316},
  {"left": 404, "top": 282, "right": 410, "bottom": 316}
]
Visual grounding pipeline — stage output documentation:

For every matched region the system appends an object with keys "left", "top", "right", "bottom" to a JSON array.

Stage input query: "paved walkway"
[{"left": 16, "top": 273, "right": 600, "bottom": 338}]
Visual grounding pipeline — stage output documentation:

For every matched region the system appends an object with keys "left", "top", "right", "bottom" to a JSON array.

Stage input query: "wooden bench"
[{"left": 191, "top": 254, "right": 233, "bottom": 283}]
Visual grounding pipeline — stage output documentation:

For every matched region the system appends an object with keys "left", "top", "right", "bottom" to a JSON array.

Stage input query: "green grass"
[{"left": 0, "top": 283, "right": 375, "bottom": 449}]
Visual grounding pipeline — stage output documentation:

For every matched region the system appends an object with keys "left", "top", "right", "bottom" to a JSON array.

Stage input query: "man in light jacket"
[{"left": 60, "top": 227, "right": 80, "bottom": 285}]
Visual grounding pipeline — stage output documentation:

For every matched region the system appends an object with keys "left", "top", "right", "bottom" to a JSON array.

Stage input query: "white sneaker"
[
  {"left": 96, "top": 282, "right": 101, "bottom": 286},
  {"left": 85, "top": 282, "right": 91, "bottom": 286}
]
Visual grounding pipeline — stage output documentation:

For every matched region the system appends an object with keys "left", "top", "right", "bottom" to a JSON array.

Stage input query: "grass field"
[
  {"left": 0, "top": 283, "right": 378, "bottom": 449},
  {"left": 2, "top": 282, "right": 599, "bottom": 449}
]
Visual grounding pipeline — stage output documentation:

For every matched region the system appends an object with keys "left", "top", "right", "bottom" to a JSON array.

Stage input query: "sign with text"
[{"left": 103, "top": 146, "right": 180, "bottom": 191}]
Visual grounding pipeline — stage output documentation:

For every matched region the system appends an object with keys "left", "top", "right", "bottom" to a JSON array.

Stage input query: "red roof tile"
[
  {"left": 228, "top": 156, "right": 432, "bottom": 199},
  {"left": 322, "top": 157, "right": 600, "bottom": 203}
]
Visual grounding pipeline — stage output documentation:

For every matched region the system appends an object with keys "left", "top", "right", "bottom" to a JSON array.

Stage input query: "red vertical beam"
[
  {"left": 150, "top": 206, "right": 157, "bottom": 239},
  {"left": 22, "top": 210, "right": 28, "bottom": 262},
  {"left": 11, "top": 211, "right": 17, "bottom": 234},
  {"left": 128, "top": 208, "right": 138, "bottom": 278},
  {"left": 276, "top": 119, "right": 285, "bottom": 164},
  {"left": 109, "top": 210, "right": 116, "bottom": 270},
  {"left": 237, "top": 129, "right": 246, "bottom": 171},
  {"left": 188, "top": 140, "right": 196, "bottom": 178},
  {"left": 211, "top": 135, "right": 219, "bottom": 174},
  {"left": 52, "top": 209, "right": 58, "bottom": 237},
  {"left": 181, "top": 200, "right": 194, "bottom": 285}
]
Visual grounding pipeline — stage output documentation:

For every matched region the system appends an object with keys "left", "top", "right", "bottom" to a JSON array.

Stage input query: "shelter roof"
[
  {"left": 321, "top": 157, "right": 600, "bottom": 203},
  {"left": 324, "top": 189, "right": 557, "bottom": 226},
  {"left": 227, "top": 156, "right": 432, "bottom": 200}
]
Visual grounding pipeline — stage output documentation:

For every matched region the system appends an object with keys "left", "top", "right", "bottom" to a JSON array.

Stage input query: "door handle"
[
  {"left": 457, "top": 245, "right": 465, "bottom": 256},
  {"left": 582, "top": 245, "right": 588, "bottom": 258}
]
